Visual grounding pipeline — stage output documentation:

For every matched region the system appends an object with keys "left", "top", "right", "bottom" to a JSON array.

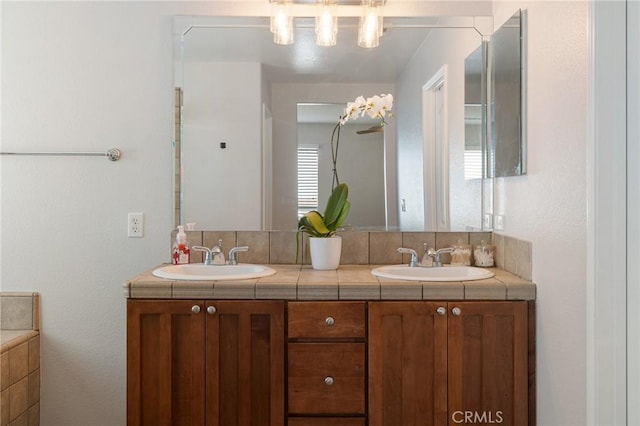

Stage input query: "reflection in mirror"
[
  {"left": 297, "top": 103, "right": 386, "bottom": 228},
  {"left": 464, "top": 44, "right": 486, "bottom": 181},
  {"left": 175, "top": 16, "right": 490, "bottom": 232},
  {"left": 490, "top": 9, "right": 526, "bottom": 177}
]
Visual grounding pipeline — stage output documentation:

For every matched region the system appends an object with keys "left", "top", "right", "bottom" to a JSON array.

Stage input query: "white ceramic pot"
[{"left": 309, "top": 236, "right": 342, "bottom": 270}]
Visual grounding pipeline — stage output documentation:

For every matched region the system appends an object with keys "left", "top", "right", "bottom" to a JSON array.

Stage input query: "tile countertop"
[{"left": 123, "top": 265, "right": 536, "bottom": 301}]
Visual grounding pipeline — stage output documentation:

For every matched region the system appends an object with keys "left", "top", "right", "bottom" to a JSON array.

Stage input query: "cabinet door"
[
  {"left": 368, "top": 302, "right": 448, "bottom": 426},
  {"left": 447, "top": 302, "right": 528, "bottom": 426},
  {"left": 127, "top": 300, "right": 206, "bottom": 426},
  {"left": 205, "top": 301, "right": 285, "bottom": 426}
]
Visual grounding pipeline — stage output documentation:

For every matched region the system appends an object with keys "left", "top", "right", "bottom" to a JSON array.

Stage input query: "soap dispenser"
[{"left": 172, "top": 225, "right": 190, "bottom": 265}]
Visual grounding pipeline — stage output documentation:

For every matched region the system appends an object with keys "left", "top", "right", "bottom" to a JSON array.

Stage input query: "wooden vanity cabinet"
[
  {"left": 369, "top": 301, "right": 530, "bottom": 426},
  {"left": 287, "top": 302, "right": 366, "bottom": 424},
  {"left": 127, "top": 300, "right": 285, "bottom": 426},
  {"left": 127, "top": 299, "right": 532, "bottom": 426}
]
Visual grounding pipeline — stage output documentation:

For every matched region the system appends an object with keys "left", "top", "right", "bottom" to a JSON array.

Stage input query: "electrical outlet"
[
  {"left": 495, "top": 214, "right": 505, "bottom": 231},
  {"left": 128, "top": 212, "right": 144, "bottom": 238},
  {"left": 483, "top": 213, "right": 493, "bottom": 229}
]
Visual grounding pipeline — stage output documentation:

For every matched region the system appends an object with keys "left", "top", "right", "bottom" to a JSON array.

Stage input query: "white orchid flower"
[
  {"left": 341, "top": 101, "right": 361, "bottom": 124},
  {"left": 365, "top": 95, "right": 384, "bottom": 119},
  {"left": 339, "top": 93, "right": 394, "bottom": 126},
  {"left": 379, "top": 94, "right": 393, "bottom": 118}
]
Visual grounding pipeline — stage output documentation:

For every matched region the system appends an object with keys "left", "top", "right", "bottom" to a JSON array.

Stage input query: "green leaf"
[
  {"left": 332, "top": 200, "right": 350, "bottom": 229},
  {"left": 298, "top": 183, "right": 350, "bottom": 239},
  {"left": 323, "top": 183, "right": 349, "bottom": 229},
  {"left": 300, "top": 211, "right": 330, "bottom": 236}
]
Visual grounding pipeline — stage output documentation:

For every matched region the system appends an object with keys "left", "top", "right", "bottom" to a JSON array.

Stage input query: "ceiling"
[
  {"left": 181, "top": 17, "right": 437, "bottom": 83},
  {"left": 177, "top": 12, "right": 489, "bottom": 122}
]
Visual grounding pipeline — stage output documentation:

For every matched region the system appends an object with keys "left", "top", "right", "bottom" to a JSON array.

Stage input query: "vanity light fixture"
[
  {"left": 270, "top": 0, "right": 295, "bottom": 45},
  {"left": 269, "top": 0, "right": 385, "bottom": 47},
  {"left": 315, "top": 0, "right": 338, "bottom": 46},
  {"left": 358, "top": 0, "right": 383, "bottom": 48}
]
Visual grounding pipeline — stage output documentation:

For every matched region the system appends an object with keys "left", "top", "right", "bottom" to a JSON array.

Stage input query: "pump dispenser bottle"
[{"left": 172, "top": 225, "right": 190, "bottom": 265}]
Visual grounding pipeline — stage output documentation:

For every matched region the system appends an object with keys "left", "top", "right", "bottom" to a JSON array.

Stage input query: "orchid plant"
[
  {"left": 296, "top": 94, "right": 394, "bottom": 262},
  {"left": 330, "top": 93, "right": 394, "bottom": 188}
]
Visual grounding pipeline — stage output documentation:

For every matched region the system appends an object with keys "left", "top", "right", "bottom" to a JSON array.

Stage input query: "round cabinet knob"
[
  {"left": 324, "top": 376, "right": 334, "bottom": 386},
  {"left": 325, "top": 316, "right": 335, "bottom": 326},
  {"left": 191, "top": 305, "right": 201, "bottom": 314},
  {"left": 207, "top": 306, "right": 217, "bottom": 315},
  {"left": 452, "top": 307, "right": 462, "bottom": 316},
  {"left": 436, "top": 307, "right": 447, "bottom": 316}
]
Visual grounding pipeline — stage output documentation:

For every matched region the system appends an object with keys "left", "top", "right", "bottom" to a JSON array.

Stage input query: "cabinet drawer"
[
  {"left": 288, "top": 343, "right": 365, "bottom": 414},
  {"left": 288, "top": 417, "right": 365, "bottom": 426},
  {"left": 288, "top": 302, "right": 365, "bottom": 339}
]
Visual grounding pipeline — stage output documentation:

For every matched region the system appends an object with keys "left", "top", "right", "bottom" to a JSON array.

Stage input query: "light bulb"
[{"left": 315, "top": 1, "right": 337, "bottom": 46}]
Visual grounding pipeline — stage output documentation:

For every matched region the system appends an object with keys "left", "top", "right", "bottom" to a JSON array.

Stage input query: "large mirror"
[
  {"left": 489, "top": 9, "right": 526, "bottom": 177},
  {"left": 464, "top": 45, "right": 486, "bottom": 182},
  {"left": 174, "top": 15, "right": 494, "bottom": 231}
]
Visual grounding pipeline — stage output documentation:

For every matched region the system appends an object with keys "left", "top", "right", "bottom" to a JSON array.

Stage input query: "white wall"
[
  {"left": 182, "top": 61, "right": 263, "bottom": 230},
  {"left": 395, "top": 27, "right": 483, "bottom": 231},
  {"left": 0, "top": 2, "right": 208, "bottom": 424},
  {"left": 492, "top": 1, "right": 588, "bottom": 425}
]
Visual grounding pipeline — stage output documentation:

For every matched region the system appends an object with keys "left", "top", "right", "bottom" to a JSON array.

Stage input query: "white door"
[{"left": 422, "top": 67, "right": 450, "bottom": 231}]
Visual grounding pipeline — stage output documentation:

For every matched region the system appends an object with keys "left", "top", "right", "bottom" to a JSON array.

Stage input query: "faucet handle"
[
  {"left": 228, "top": 246, "right": 249, "bottom": 265},
  {"left": 397, "top": 247, "right": 419, "bottom": 267},
  {"left": 426, "top": 247, "right": 454, "bottom": 267},
  {"left": 192, "top": 246, "right": 213, "bottom": 265}
]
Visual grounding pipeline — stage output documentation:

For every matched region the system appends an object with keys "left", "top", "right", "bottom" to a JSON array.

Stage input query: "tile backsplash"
[
  {"left": 493, "top": 233, "right": 533, "bottom": 281},
  {"left": 169, "top": 230, "right": 532, "bottom": 280}
]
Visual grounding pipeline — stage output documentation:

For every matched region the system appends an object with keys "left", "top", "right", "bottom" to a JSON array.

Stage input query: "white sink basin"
[
  {"left": 152, "top": 264, "right": 276, "bottom": 281},
  {"left": 371, "top": 265, "right": 494, "bottom": 282}
]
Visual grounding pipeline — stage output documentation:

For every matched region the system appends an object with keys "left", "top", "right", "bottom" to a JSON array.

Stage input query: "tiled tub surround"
[
  {"left": 125, "top": 264, "right": 536, "bottom": 301},
  {"left": 0, "top": 293, "right": 40, "bottom": 426},
  {"left": 170, "top": 230, "right": 533, "bottom": 280}
]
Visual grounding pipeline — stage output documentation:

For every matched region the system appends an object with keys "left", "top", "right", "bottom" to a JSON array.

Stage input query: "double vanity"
[{"left": 125, "top": 253, "right": 535, "bottom": 426}]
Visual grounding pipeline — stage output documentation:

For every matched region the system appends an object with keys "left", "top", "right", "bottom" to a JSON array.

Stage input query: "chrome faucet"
[
  {"left": 228, "top": 246, "right": 249, "bottom": 265},
  {"left": 421, "top": 243, "right": 433, "bottom": 267},
  {"left": 425, "top": 246, "right": 454, "bottom": 267},
  {"left": 397, "top": 247, "right": 419, "bottom": 267},
  {"left": 192, "top": 245, "right": 213, "bottom": 265},
  {"left": 212, "top": 240, "right": 225, "bottom": 264},
  {"left": 192, "top": 239, "right": 225, "bottom": 265}
]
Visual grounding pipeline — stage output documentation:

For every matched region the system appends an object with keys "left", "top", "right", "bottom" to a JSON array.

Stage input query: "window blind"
[
  {"left": 297, "top": 145, "right": 319, "bottom": 218},
  {"left": 464, "top": 149, "right": 483, "bottom": 180}
]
